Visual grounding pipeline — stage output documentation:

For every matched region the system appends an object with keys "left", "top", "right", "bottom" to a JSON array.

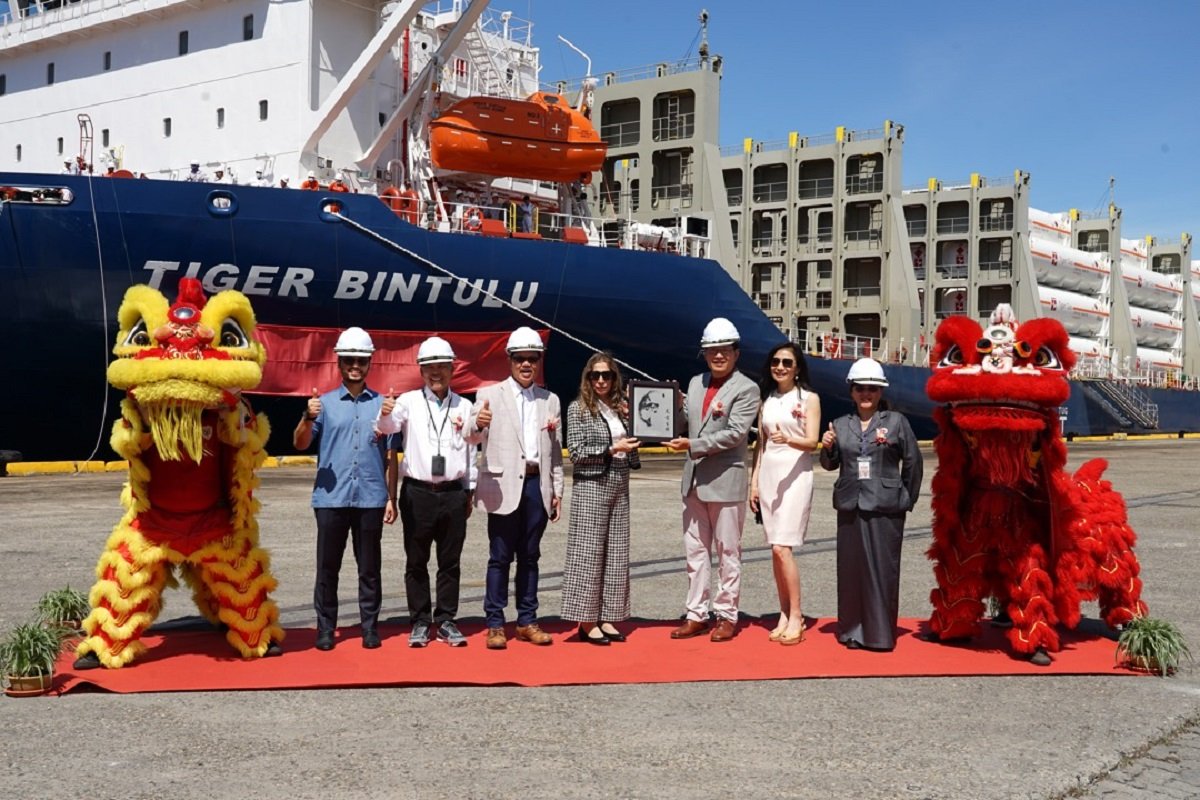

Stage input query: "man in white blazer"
[
  {"left": 666, "top": 318, "right": 762, "bottom": 642},
  {"left": 470, "top": 327, "right": 564, "bottom": 650}
]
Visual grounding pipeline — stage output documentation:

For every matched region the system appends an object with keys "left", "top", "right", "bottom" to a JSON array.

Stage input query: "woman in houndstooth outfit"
[{"left": 561, "top": 352, "right": 641, "bottom": 645}]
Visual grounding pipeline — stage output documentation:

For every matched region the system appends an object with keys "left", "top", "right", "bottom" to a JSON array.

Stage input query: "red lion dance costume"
[
  {"left": 925, "top": 305, "right": 1145, "bottom": 665},
  {"left": 74, "top": 278, "right": 284, "bottom": 669}
]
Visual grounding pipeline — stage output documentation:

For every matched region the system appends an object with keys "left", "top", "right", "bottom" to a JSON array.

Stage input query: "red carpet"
[{"left": 50, "top": 618, "right": 1140, "bottom": 695}]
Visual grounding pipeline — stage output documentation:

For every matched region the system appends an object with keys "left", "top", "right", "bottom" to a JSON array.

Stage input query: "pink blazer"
[{"left": 470, "top": 380, "right": 564, "bottom": 516}]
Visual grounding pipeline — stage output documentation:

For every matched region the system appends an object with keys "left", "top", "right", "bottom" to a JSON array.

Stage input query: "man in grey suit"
[
  {"left": 665, "top": 318, "right": 762, "bottom": 642},
  {"left": 470, "top": 327, "right": 564, "bottom": 650}
]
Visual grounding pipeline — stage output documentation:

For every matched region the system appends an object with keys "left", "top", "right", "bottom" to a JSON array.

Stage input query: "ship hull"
[{"left": 0, "top": 173, "right": 782, "bottom": 460}]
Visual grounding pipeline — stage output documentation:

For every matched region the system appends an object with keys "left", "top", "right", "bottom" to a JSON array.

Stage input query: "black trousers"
[
  {"left": 400, "top": 479, "right": 468, "bottom": 625},
  {"left": 313, "top": 506, "right": 384, "bottom": 633}
]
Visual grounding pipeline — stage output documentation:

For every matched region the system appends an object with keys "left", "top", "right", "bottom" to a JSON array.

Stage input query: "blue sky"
[{"left": 528, "top": 0, "right": 1200, "bottom": 245}]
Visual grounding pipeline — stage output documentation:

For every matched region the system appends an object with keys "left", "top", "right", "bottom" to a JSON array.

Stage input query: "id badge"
[
  {"left": 857, "top": 456, "right": 871, "bottom": 480},
  {"left": 431, "top": 455, "right": 446, "bottom": 477}
]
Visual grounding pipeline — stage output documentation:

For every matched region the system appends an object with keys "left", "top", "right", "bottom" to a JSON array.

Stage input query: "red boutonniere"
[
  {"left": 711, "top": 401, "right": 725, "bottom": 419},
  {"left": 791, "top": 403, "right": 806, "bottom": 421},
  {"left": 545, "top": 416, "right": 559, "bottom": 433},
  {"left": 452, "top": 414, "right": 464, "bottom": 432},
  {"left": 875, "top": 427, "right": 889, "bottom": 445}
]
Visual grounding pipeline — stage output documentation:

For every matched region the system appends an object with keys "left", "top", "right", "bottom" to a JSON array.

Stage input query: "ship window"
[
  {"left": 454, "top": 58, "right": 467, "bottom": 79},
  {"left": 179, "top": 31, "right": 189, "bottom": 56},
  {"left": 15, "top": 144, "right": 21, "bottom": 162},
  {"left": 47, "top": 62, "right": 55, "bottom": 85},
  {"left": 102, "top": 129, "right": 110, "bottom": 147},
  {"left": 104, "top": 51, "right": 111, "bottom": 71},
  {"left": 163, "top": 118, "right": 173, "bottom": 138},
  {"left": 259, "top": 100, "right": 269, "bottom": 121},
  {"left": 243, "top": 14, "right": 254, "bottom": 41},
  {"left": 57, "top": 137, "right": 64, "bottom": 155},
  {"left": 217, "top": 108, "right": 225, "bottom": 129},
  {"left": 0, "top": 74, "right": 5, "bottom": 96}
]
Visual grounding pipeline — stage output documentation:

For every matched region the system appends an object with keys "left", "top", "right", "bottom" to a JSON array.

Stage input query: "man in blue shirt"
[{"left": 293, "top": 327, "right": 397, "bottom": 651}]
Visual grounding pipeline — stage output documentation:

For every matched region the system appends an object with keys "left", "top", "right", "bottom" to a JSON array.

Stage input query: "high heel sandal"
[
  {"left": 767, "top": 617, "right": 788, "bottom": 641},
  {"left": 778, "top": 624, "right": 805, "bottom": 646}
]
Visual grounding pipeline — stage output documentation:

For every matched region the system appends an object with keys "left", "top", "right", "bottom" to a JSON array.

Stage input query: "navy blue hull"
[{"left": 0, "top": 173, "right": 787, "bottom": 460}]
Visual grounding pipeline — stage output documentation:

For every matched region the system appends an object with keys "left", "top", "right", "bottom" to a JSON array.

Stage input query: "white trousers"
[{"left": 681, "top": 491, "right": 745, "bottom": 623}]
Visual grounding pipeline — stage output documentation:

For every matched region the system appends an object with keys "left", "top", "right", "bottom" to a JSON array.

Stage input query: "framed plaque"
[{"left": 627, "top": 380, "right": 679, "bottom": 443}]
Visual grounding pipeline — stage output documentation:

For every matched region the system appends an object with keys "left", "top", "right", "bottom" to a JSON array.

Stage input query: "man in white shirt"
[
  {"left": 377, "top": 336, "right": 478, "bottom": 648},
  {"left": 470, "top": 327, "right": 564, "bottom": 650}
]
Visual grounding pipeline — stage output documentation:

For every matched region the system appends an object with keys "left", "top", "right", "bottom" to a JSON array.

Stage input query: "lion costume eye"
[
  {"left": 1032, "top": 346, "right": 1061, "bottom": 369},
  {"left": 123, "top": 319, "right": 152, "bottom": 347},
  {"left": 938, "top": 344, "right": 965, "bottom": 367},
  {"left": 219, "top": 319, "right": 249, "bottom": 348}
]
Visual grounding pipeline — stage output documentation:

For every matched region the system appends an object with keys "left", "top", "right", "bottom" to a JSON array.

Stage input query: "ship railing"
[
  {"left": 652, "top": 113, "right": 695, "bottom": 142},
  {"left": 600, "top": 120, "right": 640, "bottom": 148},
  {"left": 845, "top": 173, "right": 884, "bottom": 195},
  {"left": 719, "top": 143, "right": 745, "bottom": 157},
  {"left": 843, "top": 228, "right": 883, "bottom": 249},
  {"left": 796, "top": 330, "right": 917, "bottom": 366},
  {"left": 1078, "top": 242, "right": 1109, "bottom": 254},
  {"left": 906, "top": 219, "right": 928, "bottom": 237},
  {"left": 725, "top": 188, "right": 744, "bottom": 206},
  {"left": 843, "top": 286, "right": 882, "bottom": 306},
  {"left": 563, "top": 56, "right": 706, "bottom": 93},
  {"left": 797, "top": 177, "right": 835, "bottom": 200},
  {"left": 750, "top": 236, "right": 787, "bottom": 257},
  {"left": 935, "top": 264, "right": 968, "bottom": 279},
  {"left": 978, "top": 260, "right": 1014, "bottom": 279},
  {"left": 979, "top": 213, "right": 1014, "bottom": 232},
  {"left": 752, "top": 180, "right": 789, "bottom": 203},
  {"left": 753, "top": 291, "right": 787, "bottom": 311},
  {"left": 846, "top": 127, "right": 885, "bottom": 142},
  {"left": 1088, "top": 378, "right": 1159, "bottom": 429},
  {"left": 796, "top": 288, "right": 834, "bottom": 310},
  {"left": 754, "top": 137, "right": 792, "bottom": 153},
  {"left": 935, "top": 217, "right": 970, "bottom": 234},
  {"left": 723, "top": 131, "right": 840, "bottom": 155},
  {"left": 650, "top": 182, "right": 694, "bottom": 210}
]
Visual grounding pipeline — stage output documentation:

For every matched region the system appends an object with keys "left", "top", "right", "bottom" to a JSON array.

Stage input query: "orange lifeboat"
[{"left": 429, "top": 92, "right": 606, "bottom": 184}]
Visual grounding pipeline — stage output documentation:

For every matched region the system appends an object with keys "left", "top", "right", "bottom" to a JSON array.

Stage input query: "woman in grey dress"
[
  {"left": 561, "top": 353, "right": 641, "bottom": 645},
  {"left": 818, "top": 358, "right": 923, "bottom": 651}
]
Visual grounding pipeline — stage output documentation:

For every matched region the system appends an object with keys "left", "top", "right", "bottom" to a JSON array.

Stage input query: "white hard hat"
[
  {"left": 333, "top": 327, "right": 375, "bottom": 357},
  {"left": 700, "top": 317, "right": 740, "bottom": 348},
  {"left": 506, "top": 326, "right": 544, "bottom": 353},
  {"left": 417, "top": 336, "right": 455, "bottom": 365},
  {"left": 846, "top": 357, "right": 889, "bottom": 387},
  {"left": 307, "top": 170, "right": 316, "bottom": 179},
  {"left": 280, "top": 176, "right": 290, "bottom": 183}
]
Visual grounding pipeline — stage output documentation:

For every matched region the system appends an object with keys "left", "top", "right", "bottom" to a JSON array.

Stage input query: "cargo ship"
[{"left": 1, "top": 1, "right": 1196, "bottom": 463}]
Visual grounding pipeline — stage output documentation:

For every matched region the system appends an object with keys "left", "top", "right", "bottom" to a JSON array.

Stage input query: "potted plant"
[
  {"left": 1, "top": 621, "right": 69, "bottom": 697},
  {"left": 1116, "top": 616, "right": 1193, "bottom": 676},
  {"left": 36, "top": 585, "right": 91, "bottom": 632}
]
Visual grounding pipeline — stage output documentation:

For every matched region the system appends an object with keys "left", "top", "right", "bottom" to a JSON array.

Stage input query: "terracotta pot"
[{"left": 4, "top": 672, "right": 54, "bottom": 697}]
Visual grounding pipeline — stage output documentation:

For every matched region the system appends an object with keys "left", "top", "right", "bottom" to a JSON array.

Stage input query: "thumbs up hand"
[
  {"left": 306, "top": 387, "right": 322, "bottom": 420},
  {"left": 475, "top": 398, "right": 492, "bottom": 430},
  {"left": 821, "top": 422, "right": 837, "bottom": 449},
  {"left": 380, "top": 387, "right": 397, "bottom": 418}
]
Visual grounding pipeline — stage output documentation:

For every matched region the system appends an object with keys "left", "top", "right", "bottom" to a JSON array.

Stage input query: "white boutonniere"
[{"left": 875, "top": 427, "right": 889, "bottom": 445}]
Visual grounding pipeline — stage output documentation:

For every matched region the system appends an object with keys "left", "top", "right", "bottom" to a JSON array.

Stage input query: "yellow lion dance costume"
[{"left": 74, "top": 278, "right": 284, "bottom": 669}]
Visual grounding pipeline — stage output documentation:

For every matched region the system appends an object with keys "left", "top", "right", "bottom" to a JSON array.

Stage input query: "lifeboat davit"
[{"left": 430, "top": 92, "right": 606, "bottom": 184}]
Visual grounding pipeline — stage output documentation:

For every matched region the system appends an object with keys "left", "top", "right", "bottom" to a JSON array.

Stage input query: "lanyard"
[{"left": 424, "top": 391, "right": 453, "bottom": 456}]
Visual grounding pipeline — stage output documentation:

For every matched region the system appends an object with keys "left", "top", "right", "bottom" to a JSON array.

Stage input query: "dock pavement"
[{"left": 2, "top": 439, "right": 1198, "bottom": 800}]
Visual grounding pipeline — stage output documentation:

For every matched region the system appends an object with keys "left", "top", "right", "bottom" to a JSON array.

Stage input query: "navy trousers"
[
  {"left": 484, "top": 475, "right": 548, "bottom": 627},
  {"left": 313, "top": 506, "right": 384, "bottom": 633}
]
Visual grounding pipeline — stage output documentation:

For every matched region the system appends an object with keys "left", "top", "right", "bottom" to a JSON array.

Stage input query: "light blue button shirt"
[{"left": 309, "top": 385, "right": 393, "bottom": 509}]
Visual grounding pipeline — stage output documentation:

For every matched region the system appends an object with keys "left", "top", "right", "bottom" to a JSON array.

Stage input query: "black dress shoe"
[
  {"left": 577, "top": 625, "right": 610, "bottom": 646},
  {"left": 843, "top": 639, "right": 863, "bottom": 650},
  {"left": 315, "top": 630, "right": 336, "bottom": 651},
  {"left": 362, "top": 629, "right": 381, "bottom": 649},
  {"left": 600, "top": 625, "right": 626, "bottom": 642},
  {"left": 265, "top": 641, "right": 283, "bottom": 657},
  {"left": 73, "top": 652, "right": 102, "bottom": 670}
]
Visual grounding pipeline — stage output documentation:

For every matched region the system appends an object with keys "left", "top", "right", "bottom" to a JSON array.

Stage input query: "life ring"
[
  {"left": 397, "top": 190, "right": 418, "bottom": 224},
  {"left": 464, "top": 206, "right": 483, "bottom": 232}
]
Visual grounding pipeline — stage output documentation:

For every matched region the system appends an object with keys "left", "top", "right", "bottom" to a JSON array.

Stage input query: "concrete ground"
[{"left": 1, "top": 439, "right": 1197, "bottom": 800}]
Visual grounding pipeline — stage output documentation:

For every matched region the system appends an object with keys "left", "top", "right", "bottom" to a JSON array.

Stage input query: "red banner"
[{"left": 252, "top": 325, "right": 548, "bottom": 397}]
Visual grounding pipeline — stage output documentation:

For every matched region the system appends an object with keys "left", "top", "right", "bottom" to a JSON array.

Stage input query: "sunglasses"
[
  {"left": 510, "top": 353, "right": 542, "bottom": 364},
  {"left": 587, "top": 370, "right": 615, "bottom": 382},
  {"left": 339, "top": 357, "right": 370, "bottom": 366},
  {"left": 770, "top": 357, "right": 796, "bottom": 368}
]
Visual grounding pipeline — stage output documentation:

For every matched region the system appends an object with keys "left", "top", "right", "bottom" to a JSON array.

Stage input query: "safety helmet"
[
  {"left": 307, "top": 170, "right": 317, "bottom": 179},
  {"left": 416, "top": 336, "right": 455, "bottom": 365},
  {"left": 699, "top": 317, "right": 740, "bottom": 348},
  {"left": 845, "top": 358, "right": 888, "bottom": 387},
  {"left": 280, "top": 176, "right": 290, "bottom": 184},
  {"left": 333, "top": 327, "right": 376, "bottom": 358},
  {"left": 506, "top": 326, "right": 544, "bottom": 353},
  {"left": 190, "top": 162, "right": 199, "bottom": 169}
]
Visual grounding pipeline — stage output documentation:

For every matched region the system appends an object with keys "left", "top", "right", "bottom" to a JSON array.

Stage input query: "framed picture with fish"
[{"left": 627, "top": 380, "right": 679, "bottom": 443}]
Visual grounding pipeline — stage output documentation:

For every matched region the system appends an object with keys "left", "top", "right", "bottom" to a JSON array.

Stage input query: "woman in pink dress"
[{"left": 749, "top": 343, "right": 821, "bottom": 644}]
